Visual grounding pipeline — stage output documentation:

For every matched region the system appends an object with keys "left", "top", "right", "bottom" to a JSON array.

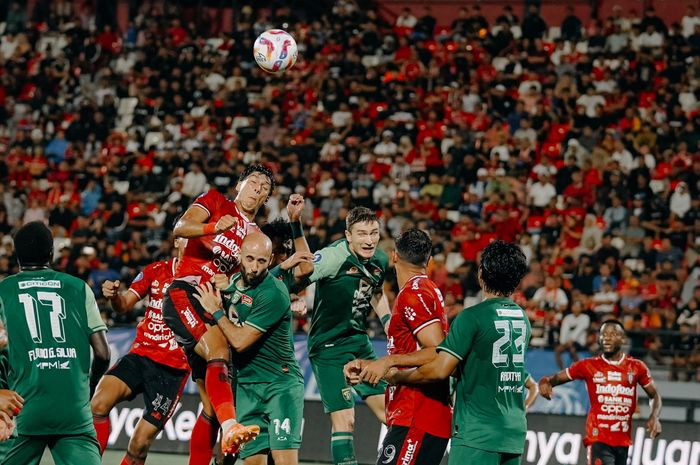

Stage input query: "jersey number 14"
[
  {"left": 492, "top": 320, "right": 527, "bottom": 368},
  {"left": 18, "top": 292, "right": 66, "bottom": 344}
]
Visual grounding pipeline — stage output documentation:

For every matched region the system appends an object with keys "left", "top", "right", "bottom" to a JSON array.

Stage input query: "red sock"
[
  {"left": 205, "top": 359, "right": 236, "bottom": 424},
  {"left": 120, "top": 452, "right": 145, "bottom": 465},
  {"left": 189, "top": 412, "right": 220, "bottom": 465},
  {"left": 93, "top": 414, "right": 110, "bottom": 455}
]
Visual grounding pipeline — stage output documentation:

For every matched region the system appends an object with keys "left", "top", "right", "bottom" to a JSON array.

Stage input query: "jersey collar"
[{"left": 602, "top": 354, "right": 626, "bottom": 365}]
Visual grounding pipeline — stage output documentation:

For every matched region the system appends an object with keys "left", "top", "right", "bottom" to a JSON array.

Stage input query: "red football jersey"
[
  {"left": 128, "top": 258, "right": 188, "bottom": 371},
  {"left": 175, "top": 189, "right": 259, "bottom": 280},
  {"left": 567, "top": 354, "right": 653, "bottom": 447},
  {"left": 386, "top": 275, "right": 452, "bottom": 439}
]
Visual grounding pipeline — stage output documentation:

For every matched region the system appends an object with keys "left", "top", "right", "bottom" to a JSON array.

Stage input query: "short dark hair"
[
  {"left": 395, "top": 229, "right": 432, "bottom": 267},
  {"left": 601, "top": 319, "right": 626, "bottom": 334},
  {"left": 479, "top": 240, "right": 528, "bottom": 296},
  {"left": 14, "top": 221, "right": 54, "bottom": 267},
  {"left": 240, "top": 164, "right": 275, "bottom": 195},
  {"left": 260, "top": 218, "right": 292, "bottom": 254},
  {"left": 346, "top": 207, "right": 378, "bottom": 232}
]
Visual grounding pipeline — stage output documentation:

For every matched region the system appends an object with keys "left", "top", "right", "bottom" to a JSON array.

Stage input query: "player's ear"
[{"left": 344, "top": 228, "right": 352, "bottom": 242}]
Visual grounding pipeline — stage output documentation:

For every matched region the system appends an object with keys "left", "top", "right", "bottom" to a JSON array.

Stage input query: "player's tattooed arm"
[
  {"left": 643, "top": 382, "right": 662, "bottom": 439},
  {"left": 286, "top": 194, "right": 315, "bottom": 280},
  {"left": 537, "top": 370, "right": 571, "bottom": 400},
  {"left": 102, "top": 280, "right": 139, "bottom": 313},
  {"left": 174, "top": 204, "right": 237, "bottom": 238}
]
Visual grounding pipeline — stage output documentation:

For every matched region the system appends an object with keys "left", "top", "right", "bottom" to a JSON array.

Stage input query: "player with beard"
[
  {"left": 194, "top": 232, "right": 304, "bottom": 465},
  {"left": 345, "top": 229, "right": 451, "bottom": 465},
  {"left": 301, "top": 207, "right": 391, "bottom": 465},
  {"left": 162, "top": 164, "right": 274, "bottom": 462},
  {"left": 539, "top": 321, "right": 662, "bottom": 465},
  {"left": 91, "top": 238, "right": 189, "bottom": 465}
]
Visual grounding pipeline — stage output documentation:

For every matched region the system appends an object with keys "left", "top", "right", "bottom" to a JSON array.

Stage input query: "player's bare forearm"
[
  {"left": 216, "top": 317, "right": 263, "bottom": 353},
  {"left": 525, "top": 378, "right": 539, "bottom": 411},
  {"left": 89, "top": 330, "right": 110, "bottom": 397},
  {"left": 388, "top": 348, "right": 438, "bottom": 369},
  {"left": 385, "top": 351, "right": 457, "bottom": 385},
  {"left": 292, "top": 229, "right": 314, "bottom": 278},
  {"left": 538, "top": 370, "right": 570, "bottom": 400},
  {"left": 643, "top": 382, "right": 662, "bottom": 438},
  {"left": 174, "top": 205, "right": 236, "bottom": 238},
  {"left": 372, "top": 292, "right": 391, "bottom": 332},
  {"left": 109, "top": 291, "right": 138, "bottom": 313}
]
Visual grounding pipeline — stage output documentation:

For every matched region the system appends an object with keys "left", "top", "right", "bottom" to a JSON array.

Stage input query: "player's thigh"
[
  {"left": 163, "top": 281, "right": 212, "bottom": 354},
  {"left": 1, "top": 435, "right": 45, "bottom": 465},
  {"left": 364, "top": 394, "right": 386, "bottom": 423},
  {"left": 448, "top": 445, "right": 501, "bottom": 465},
  {"left": 264, "top": 381, "right": 304, "bottom": 452},
  {"left": 49, "top": 434, "right": 101, "bottom": 465},
  {"left": 588, "top": 442, "right": 618, "bottom": 465},
  {"left": 310, "top": 354, "right": 355, "bottom": 414},
  {"left": 92, "top": 354, "right": 144, "bottom": 413},
  {"left": 236, "top": 383, "right": 269, "bottom": 460},
  {"left": 379, "top": 425, "right": 448, "bottom": 465},
  {"left": 377, "top": 425, "right": 409, "bottom": 465},
  {"left": 140, "top": 358, "right": 189, "bottom": 430},
  {"left": 270, "top": 448, "right": 298, "bottom": 465}
]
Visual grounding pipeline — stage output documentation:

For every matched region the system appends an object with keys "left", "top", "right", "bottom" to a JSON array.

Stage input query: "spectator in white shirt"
[
  {"left": 611, "top": 140, "right": 635, "bottom": 173},
  {"left": 395, "top": 8, "right": 417, "bottom": 28},
  {"left": 593, "top": 279, "right": 619, "bottom": 315},
  {"left": 638, "top": 24, "right": 664, "bottom": 48},
  {"left": 682, "top": 5, "right": 700, "bottom": 37},
  {"left": 528, "top": 173, "right": 557, "bottom": 209},
  {"left": 374, "top": 130, "right": 398, "bottom": 157},
  {"left": 555, "top": 301, "right": 591, "bottom": 369},
  {"left": 576, "top": 87, "right": 607, "bottom": 118},
  {"left": 532, "top": 276, "right": 569, "bottom": 313},
  {"left": 181, "top": 163, "right": 208, "bottom": 198}
]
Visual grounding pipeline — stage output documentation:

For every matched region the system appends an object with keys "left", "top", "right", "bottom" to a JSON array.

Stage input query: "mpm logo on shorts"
[{"left": 342, "top": 388, "right": 352, "bottom": 402}]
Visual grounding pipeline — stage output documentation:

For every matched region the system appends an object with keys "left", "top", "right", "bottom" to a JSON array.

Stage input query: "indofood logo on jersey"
[
  {"left": 211, "top": 233, "right": 241, "bottom": 273},
  {"left": 595, "top": 384, "right": 634, "bottom": 397}
]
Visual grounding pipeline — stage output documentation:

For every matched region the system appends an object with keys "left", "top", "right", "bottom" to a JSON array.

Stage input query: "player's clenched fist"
[
  {"left": 538, "top": 376, "right": 554, "bottom": 400},
  {"left": 102, "top": 280, "right": 120, "bottom": 300},
  {"left": 215, "top": 215, "right": 238, "bottom": 234},
  {"left": 287, "top": 194, "right": 305, "bottom": 222},
  {"left": 210, "top": 274, "right": 229, "bottom": 291}
]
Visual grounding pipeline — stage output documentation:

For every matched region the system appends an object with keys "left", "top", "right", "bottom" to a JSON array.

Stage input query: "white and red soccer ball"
[{"left": 253, "top": 29, "right": 298, "bottom": 74}]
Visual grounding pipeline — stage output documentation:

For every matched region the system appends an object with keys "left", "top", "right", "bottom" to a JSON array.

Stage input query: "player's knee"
[
  {"left": 90, "top": 395, "right": 112, "bottom": 416},
  {"left": 331, "top": 410, "right": 355, "bottom": 432}
]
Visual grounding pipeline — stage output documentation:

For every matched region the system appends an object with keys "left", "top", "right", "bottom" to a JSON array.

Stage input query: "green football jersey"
[
  {"left": 437, "top": 297, "right": 531, "bottom": 454},
  {"left": 0, "top": 269, "right": 107, "bottom": 436},
  {"left": 305, "top": 240, "right": 388, "bottom": 354},
  {"left": 223, "top": 272, "right": 302, "bottom": 384},
  {"left": 269, "top": 265, "right": 301, "bottom": 294}
]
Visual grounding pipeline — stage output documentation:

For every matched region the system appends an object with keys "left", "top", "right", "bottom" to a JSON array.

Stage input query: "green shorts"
[
  {"left": 236, "top": 380, "right": 304, "bottom": 459},
  {"left": 449, "top": 445, "right": 521, "bottom": 465},
  {"left": 0, "top": 436, "right": 15, "bottom": 463},
  {"left": 310, "top": 338, "right": 387, "bottom": 414},
  {"left": 2, "top": 433, "right": 100, "bottom": 465}
]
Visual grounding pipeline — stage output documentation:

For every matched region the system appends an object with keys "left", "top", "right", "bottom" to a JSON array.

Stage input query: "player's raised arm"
[
  {"left": 371, "top": 290, "right": 392, "bottom": 333},
  {"left": 537, "top": 370, "right": 572, "bottom": 400},
  {"left": 102, "top": 279, "right": 139, "bottom": 313},
  {"left": 174, "top": 196, "right": 237, "bottom": 239},
  {"left": 286, "top": 194, "right": 314, "bottom": 279}
]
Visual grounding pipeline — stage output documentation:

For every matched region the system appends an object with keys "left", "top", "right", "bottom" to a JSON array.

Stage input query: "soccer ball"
[{"left": 253, "top": 29, "right": 298, "bottom": 74}]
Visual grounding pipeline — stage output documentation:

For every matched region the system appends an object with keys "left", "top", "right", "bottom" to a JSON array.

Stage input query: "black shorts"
[
  {"left": 107, "top": 353, "right": 189, "bottom": 429},
  {"left": 588, "top": 442, "right": 629, "bottom": 465},
  {"left": 163, "top": 279, "right": 216, "bottom": 381},
  {"left": 377, "top": 425, "right": 448, "bottom": 465}
]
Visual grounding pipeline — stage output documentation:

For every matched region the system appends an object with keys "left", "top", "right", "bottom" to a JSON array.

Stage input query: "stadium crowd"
[{"left": 0, "top": 0, "right": 698, "bottom": 380}]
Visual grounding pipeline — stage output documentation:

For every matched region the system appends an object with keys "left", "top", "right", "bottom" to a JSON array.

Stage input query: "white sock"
[{"left": 221, "top": 419, "right": 238, "bottom": 432}]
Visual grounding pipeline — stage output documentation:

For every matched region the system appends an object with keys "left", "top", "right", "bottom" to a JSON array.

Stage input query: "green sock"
[{"left": 331, "top": 431, "right": 357, "bottom": 465}]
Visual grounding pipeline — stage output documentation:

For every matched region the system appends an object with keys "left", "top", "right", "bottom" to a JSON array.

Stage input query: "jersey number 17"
[{"left": 18, "top": 292, "right": 67, "bottom": 344}]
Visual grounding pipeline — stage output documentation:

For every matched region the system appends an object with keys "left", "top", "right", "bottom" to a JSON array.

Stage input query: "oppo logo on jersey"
[
  {"left": 595, "top": 384, "right": 635, "bottom": 397},
  {"left": 599, "top": 404, "right": 630, "bottom": 414}
]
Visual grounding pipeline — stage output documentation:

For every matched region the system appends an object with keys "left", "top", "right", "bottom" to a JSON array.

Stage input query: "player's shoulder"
[
  {"left": 261, "top": 274, "right": 291, "bottom": 303},
  {"left": 624, "top": 354, "right": 649, "bottom": 369},
  {"left": 313, "top": 240, "right": 350, "bottom": 265}
]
